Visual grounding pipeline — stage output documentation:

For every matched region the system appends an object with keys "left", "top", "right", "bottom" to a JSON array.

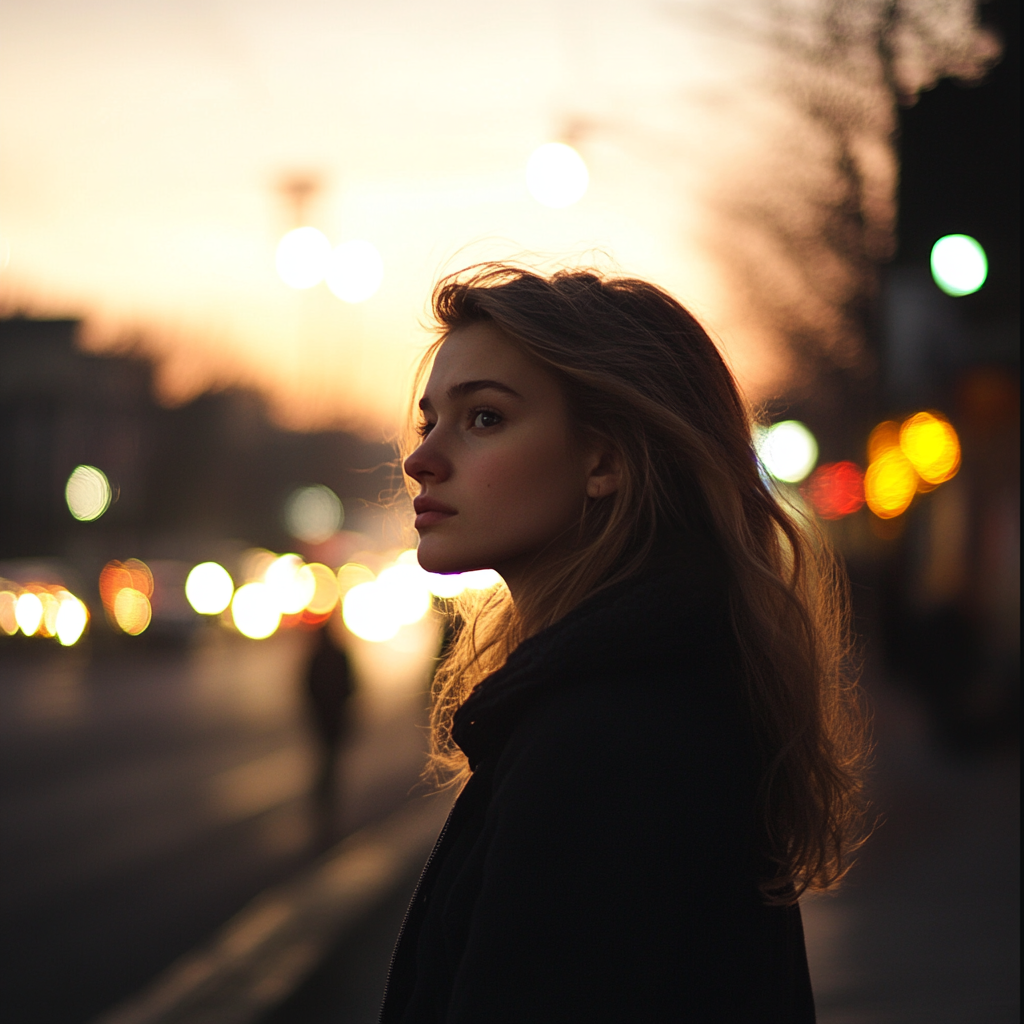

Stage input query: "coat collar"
[{"left": 451, "top": 543, "right": 730, "bottom": 770}]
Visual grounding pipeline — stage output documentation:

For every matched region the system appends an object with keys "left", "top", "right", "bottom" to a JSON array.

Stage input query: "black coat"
[{"left": 380, "top": 550, "right": 816, "bottom": 1024}]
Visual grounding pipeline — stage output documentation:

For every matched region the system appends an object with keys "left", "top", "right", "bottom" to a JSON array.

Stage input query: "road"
[{"left": 0, "top": 622, "right": 435, "bottom": 1024}]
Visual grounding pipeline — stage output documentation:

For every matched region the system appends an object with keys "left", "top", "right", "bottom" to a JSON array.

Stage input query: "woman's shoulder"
[{"left": 490, "top": 666, "right": 756, "bottom": 824}]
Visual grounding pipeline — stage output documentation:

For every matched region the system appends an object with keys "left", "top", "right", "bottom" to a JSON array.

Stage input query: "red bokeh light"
[{"left": 802, "top": 461, "right": 865, "bottom": 520}]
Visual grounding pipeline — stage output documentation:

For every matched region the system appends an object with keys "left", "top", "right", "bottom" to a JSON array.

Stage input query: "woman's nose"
[{"left": 404, "top": 436, "right": 450, "bottom": 485}]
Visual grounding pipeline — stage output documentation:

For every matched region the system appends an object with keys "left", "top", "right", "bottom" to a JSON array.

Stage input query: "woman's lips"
[
  {"left": 413, "top": 496, "right": 457, "bottom": 530},
  {"left": 415, "top": 510, "right": 456, "bottom": 530}
]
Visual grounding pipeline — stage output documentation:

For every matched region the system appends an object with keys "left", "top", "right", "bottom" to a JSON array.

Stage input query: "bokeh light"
[
  {"left": 305, "top": 563, "right": 340, "bottom": 615},
  {"left": 325, "top": 240, "right": 384, "bottom": 303},
  {"left": 55, "top": 594, "right": 89, "bottom": 646},
  {"left": 241, "top": 548, "right": 277, "bottom": 584},
  {"left": 123, "top": 558, "right": 154, "bottom": 596},
  {"left": 930, "top": 234, "right": 988, "bottom": 296},
  {"left": 342, "top": 580, "right": 400, "bottom": 642},
  {"left": 65, "top": 465, "right": 112, "bottom": 521},
  {"left": 113, "top": 588, "right": 152, "bottom": 635},
  {"left": 185, "top": 561, "right": 234, "bottom": 615},
  {"left": 275, "top": 226, "right": 332, "bottom": 289},
  {"left": 38, "top": 591, "right": 60, "bottom": 637},
  {"left": 265, "top": 554, "right": 316, "bottom": 615},
  {"left": 899, "top": 412, "right": 961, "bottom": 485},
  {"left": 99, "top": 561, "right": 133, "bottom": 614},
  {"left": 336, "top": 562, "right": 376, "bottom": 599},
  {"left": 525, "top": 143, "right": 589, "bottom": 208},
  {"left": 803, "top": 461, "right": 865, "bottom": 519},
  {"left": 396, "top": 546, "right": 503, "bottom": 599},
  {"left": 15, "top": 592, "right": 44, "bottom": 636},
  {"left": 99, "top": 559, "right": 154, "bottom": 633},
  {"left": 231, "top": 582, "right": 281, "bottom": 639},
  {"left": 865, "top": 448, "right": 918, "bottom": 519},
  {"left": 376, "top": 564, "right": 432, "bottom": 626},
  {"left": 0, "top": 590, "right": 18, "bottom": 635},
  {"left": 867, "top": 420, "right": 901, "bottom": 462},
  {"left": 284, "top": 485, "right": 343, "bottom": 543},
  {"left": 756, "top": 420, "right": 819, "bottom": 483}
]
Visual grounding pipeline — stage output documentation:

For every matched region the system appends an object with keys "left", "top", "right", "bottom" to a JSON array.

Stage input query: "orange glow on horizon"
[{"left": 7, "top": 2, "right": 996, "bottom": 432}]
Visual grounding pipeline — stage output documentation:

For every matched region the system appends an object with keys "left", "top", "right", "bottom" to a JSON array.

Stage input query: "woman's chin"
[{"left": 414, "top": 540, "right": 467, "bottom": 576}]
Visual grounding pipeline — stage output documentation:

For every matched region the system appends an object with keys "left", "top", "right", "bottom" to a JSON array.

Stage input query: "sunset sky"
[{"left": 0, "top": 0, "right": 992, "bottom": 435}]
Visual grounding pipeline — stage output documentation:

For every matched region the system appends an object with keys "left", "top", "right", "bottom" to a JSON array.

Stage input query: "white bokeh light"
[
  {"left": 185, "top": 562, "right": 235, "bottom": 615},
  {"left": 284, "top": 485, "right": 343, "bottom": 543},
  {"left": 325, "top": 240, "right": 384, "bottom": 303},
  {"left": 55, "top": 594, "right": 88, "bottom": 646},
  {"left": 265, "top": 554, "right": 317, "bottom": 615},
  {"left": 275, "top": 226, "right": 332, "bottom": 289},
  {"left": 65, "top": 465, "right": 112, "bottom": 522},
  {"left": 755, "top": 420, "right": 819, "bottom": 484},
  {"left": 231, "top": 582, "right": 281, "bottom": 639},
  {"left": 376, "top": 564, "right": 432, "bottom": 626},
  {"left": 342, "top": 580, "right": 401, "bottom": 642},
  {"left": 930, "top": 234, "right": 988, "bottom": 297},
  {"left": 15, "top": 592, "right": 44, "bottom": 636},
  {"left": 525, "top": 143, "right": 589, "bottom": 208}
]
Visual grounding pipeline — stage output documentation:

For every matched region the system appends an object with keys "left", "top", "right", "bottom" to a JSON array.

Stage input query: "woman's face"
[{"left": 404, "top": 323, "right": 617, "bottom": 590}]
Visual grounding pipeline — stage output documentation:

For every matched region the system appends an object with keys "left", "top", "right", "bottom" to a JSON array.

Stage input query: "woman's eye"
[
  {"left": 471, "top": 410, "right": 502, "bottom": 429},
  {"left": 417, "top": 420, "right": 434, "bottom": 438}
]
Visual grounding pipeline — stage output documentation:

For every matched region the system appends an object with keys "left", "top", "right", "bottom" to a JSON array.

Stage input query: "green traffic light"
[{"left": 930, "top": 234, "right": 988, "bottom": 296}]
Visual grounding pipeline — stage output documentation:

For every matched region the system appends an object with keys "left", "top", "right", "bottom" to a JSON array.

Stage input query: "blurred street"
[{"left": 0, "top": 627, "right": 432, "bottom": 1024}]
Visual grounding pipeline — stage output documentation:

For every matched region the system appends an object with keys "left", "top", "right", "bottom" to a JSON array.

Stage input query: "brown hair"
[{"left": 405, "top": 263, "right": 870, "bottom": 902}]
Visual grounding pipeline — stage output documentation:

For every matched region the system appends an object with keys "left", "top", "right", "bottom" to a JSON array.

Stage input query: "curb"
[{"left": 94, "top": 794, "right": 452, "bottom": 1024}]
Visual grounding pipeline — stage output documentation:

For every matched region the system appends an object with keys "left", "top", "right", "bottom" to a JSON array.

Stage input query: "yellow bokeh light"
[
  {"left": 185, "top": 561, "right": 235, "bottom": 615},
  {"left": 37, "top": 591, "right": 60, "bottom": 637},
  {"left": 336, "top": 562, "right": 375, "bottom": 598},
  {"left": 55, "top": 595, "right": 89, "bottom": 646},
  {"left": 114, "top": 588, "right": 152, "bottom": 635},
  {"left": 231, "top": 582, "right": 281, "bottom": 639},
  {"left": 65, "top": 464, "right": 112, "bottom": 521},
  {"left": 867, "top": 420, "right": 901, "bottom": 462},
  {"left": 0, "top": 590, "right": 18, "bottom": 636},
  {"left": 342, "top": 581, "right": 400, "bottom": 642},
  {"left": 305, "top": 563, "right": 340, "bottom": 615},
  {"left": 265, "top": 554, "right": 317, "bottom": 615},
  {"left": 865, "top": 448, "right": 918, "bottom": 519},
  {"left": 525, "top": 143, "right": 589, "bottom": 208},
  {"left": 899, "top": 412, "right": 961, "bottom": 485},
  {"left": 15, "top": 592, "right": 44, "bottom": 636}
]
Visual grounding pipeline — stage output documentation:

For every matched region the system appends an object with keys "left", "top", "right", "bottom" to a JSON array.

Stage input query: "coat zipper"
[{"left": 378, "top": 803, "right": 456, "bottom": 1023}]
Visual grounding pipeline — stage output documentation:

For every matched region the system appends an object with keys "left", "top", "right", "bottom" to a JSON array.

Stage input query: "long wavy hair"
[{"left": 403, "top": 263, "right": 870, "bottom": 902}]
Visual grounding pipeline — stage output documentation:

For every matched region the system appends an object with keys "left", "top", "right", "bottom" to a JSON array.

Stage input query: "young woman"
[{"left": 380, "top": 265, "right": 868, "bottom": 1024}]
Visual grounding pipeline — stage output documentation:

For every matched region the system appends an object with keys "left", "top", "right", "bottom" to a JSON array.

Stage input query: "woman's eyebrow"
[{"left": 446, "top": 379, "right": 523, "bottom": 401}]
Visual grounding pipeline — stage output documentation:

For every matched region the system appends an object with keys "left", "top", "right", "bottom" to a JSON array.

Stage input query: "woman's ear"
[{"left": 585, "top": 447, "right": 622, "bottom": 499}]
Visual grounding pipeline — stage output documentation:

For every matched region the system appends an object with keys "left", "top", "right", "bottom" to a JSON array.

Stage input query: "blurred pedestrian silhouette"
[{"left": 303, "top": 624, "right": 355, "bottom": 840}]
